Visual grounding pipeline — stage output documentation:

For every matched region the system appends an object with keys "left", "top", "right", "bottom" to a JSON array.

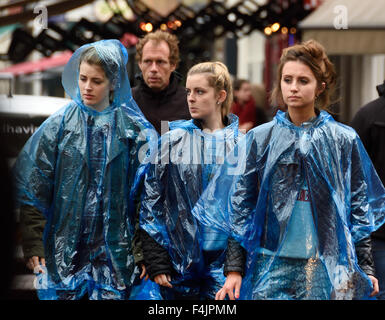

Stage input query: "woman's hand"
[
  {"left": 368, "top": 275, "right": 379, "bottom": 297},
  {"left": 154, "top": 274, "right": 173, "bottom": 288},
  {"left": 215, "top": 272, "right": 242, "bottom": 300},
  {"left": 26, "top": 256, "right": 46, "bottom": 274},
  {"left": 140, "top": 264, "right": 149, "bottom": 281}
]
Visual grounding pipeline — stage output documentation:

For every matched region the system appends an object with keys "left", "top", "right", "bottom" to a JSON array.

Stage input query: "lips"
[
  {"left": 83, "top": 94, "right": 94, "bottom": 99},
  {"left": 288, "top": 96, "right": 300, "bottom": 99}
]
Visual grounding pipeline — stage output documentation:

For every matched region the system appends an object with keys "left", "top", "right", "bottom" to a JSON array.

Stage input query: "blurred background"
[{"left": 0, "top": 0, "right": 385, "bottom": 300}]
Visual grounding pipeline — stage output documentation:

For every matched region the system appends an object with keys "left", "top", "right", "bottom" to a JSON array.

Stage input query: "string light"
[
  {"left": 271, "top": 22, "right": 280, "bottom": 32},
  {"left": 145, "top": 23, "right": 153, "bottom": 32},
  {"left": 264, "top": 26, "right": 272, "bottom": 35},
  {"left": 140, "top": 22, "right": 153, "bottom": 32}
]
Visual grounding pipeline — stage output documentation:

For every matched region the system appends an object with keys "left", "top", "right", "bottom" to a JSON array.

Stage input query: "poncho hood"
[{"left": 62, "top": 39, "right": 139, "bottom": 115}]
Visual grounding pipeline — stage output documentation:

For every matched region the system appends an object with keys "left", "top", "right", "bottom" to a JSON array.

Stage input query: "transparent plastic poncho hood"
[
  {"left": 192, "top": 110, "right": 385, "bottom": 300},
  {"left": 13, "top": 39, "right": 158, "bottom": 300},
  {"left": 63, "top": 39, "right": 129, "bottom": 111},
  {"left": 140, "top": 114, "right": 243, "bottom": 298}
]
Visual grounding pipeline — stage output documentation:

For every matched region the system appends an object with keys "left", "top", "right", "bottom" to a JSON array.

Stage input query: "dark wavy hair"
[{"left": 270, "top": 40, "right": 337, "bottom": 112}]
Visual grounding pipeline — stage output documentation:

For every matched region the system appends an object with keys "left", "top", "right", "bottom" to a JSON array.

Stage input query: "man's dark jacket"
[
  {"left": 132, "top": 72, "right": 190, "bottom": 135},
  {"left": 131, "top": 71, "right": 190, "bottom": 268},
  {"left": 351, "top": 80, "right": 385, "bottom": 241}
]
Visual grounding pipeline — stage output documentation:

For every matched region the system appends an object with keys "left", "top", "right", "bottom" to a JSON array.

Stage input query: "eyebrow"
[
  {"left": 79, "top": 73, "right": 105, "bottom": 81},
  {"left": 143, "top": 57, "right": 167, "bottom": 62},
  {"left": 282, "top": 74, "right": 311, "bottom": 79},
  {"left": 186, "top": 86, "right": 206, "bottom": 91}
]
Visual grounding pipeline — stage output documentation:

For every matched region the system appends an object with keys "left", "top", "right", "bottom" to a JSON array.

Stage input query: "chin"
[
  {"left": 83, "top": 99, "right": 100, "bottom": 107},
  {"left": 287, "top": 104, "right": 306, "bottom": 109},
  {"left": 190, "top": 113, "right": 201, "bottom": 119},
  {"left": 87, "top": 102, "right": 99, "bottom": 107}
]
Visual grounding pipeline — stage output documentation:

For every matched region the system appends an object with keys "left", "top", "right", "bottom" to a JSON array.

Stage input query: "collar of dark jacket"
[
  {"left": 134, "top": 71, "right": 183, "bottom": 98},
  {"left": 376, "top": 80, "right": 385, "bottom": 97}
]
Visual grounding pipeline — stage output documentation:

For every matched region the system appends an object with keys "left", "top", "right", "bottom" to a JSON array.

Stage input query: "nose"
[
  {"left": 187, "top": 92, "right": 195, "bottom": 103},
  {"left": 85, "top": 80, "right": 92, "bottom": 91},
  {"left": 149, "top": 62, "right": 158, "bottom": 72},
  {"left": 290, "top": 81, "right": 298, "bottom": 92}
]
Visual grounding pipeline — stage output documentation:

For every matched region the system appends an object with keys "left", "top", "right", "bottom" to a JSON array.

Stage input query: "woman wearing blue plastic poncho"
[
  {"left": 139, "top": 62, "right": 245, "bottom": 300},
  {"left": 12, "top": 39, "right": 158, "bottom": 300},
  {"left": 192, "top": 40, "right": 385, "bottom": 300}
]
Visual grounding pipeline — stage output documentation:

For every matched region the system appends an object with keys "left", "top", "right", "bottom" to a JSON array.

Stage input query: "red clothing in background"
[
  {"left": 231, "top": 98, "right": 256, "bottom": 126},
  {"left": 231, "top": 97, "right": 267, "bottom": 129}
]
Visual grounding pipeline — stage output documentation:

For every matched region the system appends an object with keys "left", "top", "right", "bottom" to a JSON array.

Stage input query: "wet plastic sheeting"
[
  {"left": 140, "top": 114, "right": 242, "bottom": 298},
  {"left": 192, "top": 110, "right": 385, "bottom": 300},
  {"left": 13, "top": 40, "right": 158, "bottom": 300}
]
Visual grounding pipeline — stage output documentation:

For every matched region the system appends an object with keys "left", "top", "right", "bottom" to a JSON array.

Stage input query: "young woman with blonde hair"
[{"left": 139, "top": 61, "right": 244, "bottom": 299}]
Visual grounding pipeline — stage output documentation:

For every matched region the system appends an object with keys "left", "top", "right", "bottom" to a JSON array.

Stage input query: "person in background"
[
  {"left": 12, "top": 40, "right": 157, "bottom": 300},
  {"left": 133, "top": 29, "right": 191, "bottom": 135},
  {"left": 251, "top": 83, "right": 272, "bottom": 121},
  {"left": 131, "top": 30, "right": 191, "bottom": 288},
  {"left": 193, "top": 40, "right": 385, "bottom": 300},
  {"left": 140, "top": 62, "right": 244, "bottom": 300},
  {"left": 231, "top": 78, "right": 267, "bottom": 132},
  {"left": 351, "top": 79, "right": 385, "bottom": 300}
]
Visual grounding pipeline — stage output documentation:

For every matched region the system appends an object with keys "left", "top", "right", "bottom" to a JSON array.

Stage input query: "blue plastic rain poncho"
[
  {"left": 192, "top": 110, "right": 385, "bottom": 300},
  {"left": 140, "top": 114, "right": 243, "bottom": 299},
  {"left": 13, "top": 40, "right": 158, "bottom": 300}
]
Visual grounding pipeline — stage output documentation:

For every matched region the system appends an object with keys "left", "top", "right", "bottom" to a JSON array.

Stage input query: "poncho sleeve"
[
  {"left": 349, "top": 134, "right": 385, "bottom": 243},
  {"left": 12, "top": 107, "right": 65, "bottom": 216}
]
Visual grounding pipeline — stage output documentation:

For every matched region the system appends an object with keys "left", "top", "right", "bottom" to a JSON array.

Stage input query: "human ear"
[
  {"left": 317, "top": 81, "right": 326, "bottom": 97},
  {"left": 217, "top": 89, "right": 227, "bottom": 104}
]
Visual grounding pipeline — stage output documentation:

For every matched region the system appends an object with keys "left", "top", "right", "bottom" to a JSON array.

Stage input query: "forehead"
[
  {"left": 282, "top": 60, "right": 315, "bottom": 78},
  {"left": 186, "top": 73, "right": 211, "bottom": 88},
  {"left": 142, "top": 40, "right": 170, "bottom": 60},
  {"left": 240, "top": 82, "right": 251, "bottom": 90},
  {"left": 79, "top": 61, "right": 106, "bottom": 78}
]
